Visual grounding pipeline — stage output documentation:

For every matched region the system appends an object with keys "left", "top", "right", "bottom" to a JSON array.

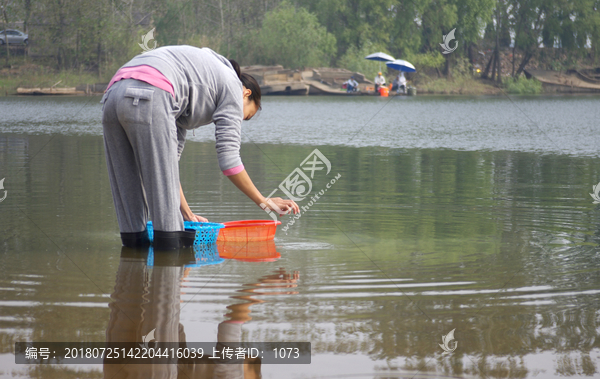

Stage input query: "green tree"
[
  {"left": 508, "top": 0, "right": 600, "bottom": 75},
  {"left": 419, "top": 0, "right": 458, "bottom": 77},
  {"left": 455, "top": 0, "right": 496, "bottom": 73},
  {"left": 337, "top": 41, "right": 393, "bottom": 80},
  {"left": 256, "top": 1, "right": 336, "bottom": 69},
  {"left": 297, "top": 0, "right": 399, "bottom": 63}
]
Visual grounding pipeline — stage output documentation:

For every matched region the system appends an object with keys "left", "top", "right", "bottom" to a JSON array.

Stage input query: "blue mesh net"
[
  {"left": 146, "top": 221, "right": 225, "bottom": 246},
  {"left": 146, "top": 243, "right": 224, "bottom": 268}
]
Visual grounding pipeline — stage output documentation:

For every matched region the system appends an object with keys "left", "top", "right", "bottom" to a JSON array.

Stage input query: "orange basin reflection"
[{"left": 217, "top": 240, "right": 281, "bottom": 262}]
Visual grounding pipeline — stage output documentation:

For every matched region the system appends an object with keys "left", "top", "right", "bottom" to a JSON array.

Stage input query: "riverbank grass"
[
  {"left": 417, "top": 75, "right": 502, "bottom": 95},
  {"left": 0, "top": 61, "right": 113, "bottom": 95},
  {"left": 504, "top": 76, "right": 543, "bottom": 94}
]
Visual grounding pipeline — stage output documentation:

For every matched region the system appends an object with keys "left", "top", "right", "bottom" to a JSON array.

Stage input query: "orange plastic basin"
[{"left": 216, "top": 220, "right": 281, "bottom": 242}]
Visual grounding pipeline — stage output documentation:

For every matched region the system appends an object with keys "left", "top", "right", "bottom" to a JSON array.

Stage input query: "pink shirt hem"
[
  {"left": 107, "top": 65, "right": 175, "bottom": 98},
  {"left": 222, "top": 164, "right": 244, "bottom": 176}
]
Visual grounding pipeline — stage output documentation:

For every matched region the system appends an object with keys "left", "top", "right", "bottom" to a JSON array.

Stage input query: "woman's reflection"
[
  {"left": 104, "top": 247, "right": 193, "bottom": 379},
  {"left": 104, "top": 244, "right": 299, "bottom": 379}
]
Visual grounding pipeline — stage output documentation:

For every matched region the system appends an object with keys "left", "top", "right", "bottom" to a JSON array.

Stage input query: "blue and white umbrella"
[
  {"left": 365, "top": 52, "right": 395, "bottom": 62},
  {"left": 386, "top": 59, "right": 416, "bottom": 73},
  {"left": 365, "top": 52, "right": 395, "bottom": 72}
]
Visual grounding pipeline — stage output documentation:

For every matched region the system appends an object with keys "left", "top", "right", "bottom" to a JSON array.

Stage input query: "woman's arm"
[{"left": 227, "top": 169, "right": 300, "bottom": 215}]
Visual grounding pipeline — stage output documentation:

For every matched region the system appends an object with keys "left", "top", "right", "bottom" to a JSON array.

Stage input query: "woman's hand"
[
  {"left": 183, "top": 212, "right": 208, "bottom": 223},
  {"left": 263, "top": 197, "right": 300, "bottom": 215}
]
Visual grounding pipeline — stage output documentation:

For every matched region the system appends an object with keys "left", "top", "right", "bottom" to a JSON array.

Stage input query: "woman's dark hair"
[{"left": 229, "top": 59, "right": 261, "bottom": 110}]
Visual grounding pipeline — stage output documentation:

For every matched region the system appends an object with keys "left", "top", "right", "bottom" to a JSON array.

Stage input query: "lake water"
[{"left": 1, "top": 94, "right": 600, "bottom": 378}]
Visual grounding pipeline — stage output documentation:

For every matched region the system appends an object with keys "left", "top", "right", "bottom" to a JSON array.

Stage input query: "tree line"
[{"left": 2, "top": 0, "right": 599, "bottom": 80}]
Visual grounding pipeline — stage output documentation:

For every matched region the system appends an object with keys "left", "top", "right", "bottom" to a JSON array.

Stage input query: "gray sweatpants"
[{"left": 102, "top": 79, "right": 184, "bottom": 233}]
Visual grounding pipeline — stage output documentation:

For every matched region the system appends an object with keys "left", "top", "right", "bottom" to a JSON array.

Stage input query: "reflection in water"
[
  {"left": 224, "top": 267, "right": 300, "bottom": 323},
  {"left": 104, "top": 246, "right": 298, "bottom": 379},
  {"left": 104, "top": 247, "right": 190, "bottom": 379},
  {"left": 217, "top": 240, "right": 281, "bottom": 262},
  {"left": 147, "top": 244, "right": 225, "bottom": 268}
]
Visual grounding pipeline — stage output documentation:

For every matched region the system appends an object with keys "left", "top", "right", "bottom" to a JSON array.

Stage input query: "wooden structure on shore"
[
  {"left": 17, "top": 82, "right": 107, "bottom": 96},
  {"left": 241, "top": 65, "right": 310, "bottom": 95},
  {"left": 524, "top": 68, "right": 600, "bottom": 93},
  {"left": 241, "top": 65, "right": 374, "bottom": 96},
  {"left": 17, "top": 87, "right": 85, "bottom": 95},
  {"left": 302, "top": 68, "right": 372, "bottom": 95}
]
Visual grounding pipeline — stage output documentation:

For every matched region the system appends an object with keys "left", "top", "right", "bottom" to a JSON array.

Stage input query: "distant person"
[
  {"left": 392, "top": 72, "right": 407, "bottom": 94},
  {"left": 374, "top": 72, "right": 386, "bottom": 92},
  {"left": 344, "top": 76, "right": 359, "bottom": 92}
]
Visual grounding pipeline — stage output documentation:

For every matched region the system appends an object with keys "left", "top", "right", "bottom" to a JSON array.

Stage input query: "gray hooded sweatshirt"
[{"left": 120, "top": 45, "right": 244, "bottom": 172}]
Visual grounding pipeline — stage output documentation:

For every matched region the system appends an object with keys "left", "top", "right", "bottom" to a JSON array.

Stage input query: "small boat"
[
  {"left": 16, "top": 82, "right": 107, "bottom": 96},
  {"left": 16, "top": 87, "right": 85, "bottom": 96}
]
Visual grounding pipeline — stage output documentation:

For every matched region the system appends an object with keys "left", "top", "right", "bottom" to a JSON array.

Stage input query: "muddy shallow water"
[{"left": 1, "top": 94, "right": 599, "bottom": 378}]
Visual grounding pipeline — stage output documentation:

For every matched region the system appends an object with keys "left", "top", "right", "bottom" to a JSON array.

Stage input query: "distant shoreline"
[{"left": 1, "top": 63, "right": 598, "bottom": 97}]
